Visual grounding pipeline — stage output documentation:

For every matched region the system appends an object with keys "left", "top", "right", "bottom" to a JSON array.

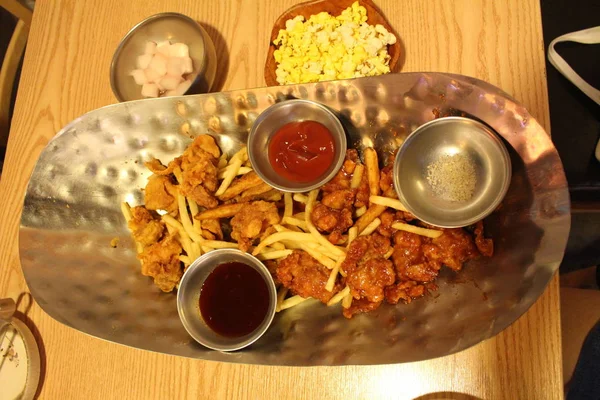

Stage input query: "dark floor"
[{"left": 541, "top": 0, "right": 600, "bottom": 275}]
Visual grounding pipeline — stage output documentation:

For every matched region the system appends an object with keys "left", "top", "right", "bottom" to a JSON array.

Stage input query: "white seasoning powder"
[{"left": 426, "top": 153, "right": 477, "bottom": 202}]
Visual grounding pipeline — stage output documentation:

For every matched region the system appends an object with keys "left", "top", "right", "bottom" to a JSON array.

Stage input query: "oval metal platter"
[{"left": 19, "top": 73, "right": 570, "bottom": 365}]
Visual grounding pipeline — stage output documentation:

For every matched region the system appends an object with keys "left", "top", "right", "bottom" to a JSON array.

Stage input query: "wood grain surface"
[
  {"left": 264, "top": 0, "right": 401, "bottom": 86},
  {"left": 0, "top": 1, "right": 561, "bottom": 399}
]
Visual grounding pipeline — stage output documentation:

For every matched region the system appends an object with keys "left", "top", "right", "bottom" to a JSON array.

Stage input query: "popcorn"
[{"left": 272, "top": 1, "right": 397, "bottom": 84}]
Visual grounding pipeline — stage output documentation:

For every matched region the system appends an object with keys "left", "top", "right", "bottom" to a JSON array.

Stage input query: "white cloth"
[{"left": 547, "top": 26, "right": 600, "bottom": 161}]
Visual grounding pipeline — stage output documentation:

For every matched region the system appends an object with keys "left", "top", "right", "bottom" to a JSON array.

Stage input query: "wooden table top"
[{"left": 0, "top": 1, "right": 562, "bottom": 399}]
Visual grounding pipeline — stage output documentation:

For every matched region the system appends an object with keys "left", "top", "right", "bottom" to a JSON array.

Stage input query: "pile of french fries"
[{"left": 122, "top": 143, "right": 445, "bottom": 313}]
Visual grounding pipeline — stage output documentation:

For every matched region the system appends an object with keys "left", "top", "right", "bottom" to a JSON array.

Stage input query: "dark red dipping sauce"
[
  {"left": 199, "top": 262, "right": 270, "bottom": 338},
  {"left": 268, "top": 120, "right": 335, "bottom": 183}
]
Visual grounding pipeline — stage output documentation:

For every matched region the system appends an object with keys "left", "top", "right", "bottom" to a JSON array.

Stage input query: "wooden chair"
[{"left": 0, "top": 0, "right": 32, "bottom": 150}]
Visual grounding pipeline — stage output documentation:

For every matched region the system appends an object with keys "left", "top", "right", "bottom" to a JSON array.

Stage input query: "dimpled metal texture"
[{"left": 20, "top": 73, "right": 570, "bottom": 365}]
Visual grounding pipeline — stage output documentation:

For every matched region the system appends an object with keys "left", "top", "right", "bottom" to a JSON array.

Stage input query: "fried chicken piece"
[
  {"left": 200, "top": 219, "right": 223, "bottom": 240},
  {"left": 384, "top": 281, "right": 426, "bottom": 304},
  {"left": 230, "top": 201, "right": 280, "bottom": 252},
  {"left": 144, "top": 174, "right": 179, "bottom": 216},
  {"left": 128, "top": 206, "right": 165, "bottom": 247},
  {"left": 322, "top": 149, "right": 358, "bottom": 192},
  {"left": 473, "top": 221, "right": 493, "bottom": 257},
  {"left": 311, "top": 202, "right": 353, "bottom": 244},
  {"left": 354, "top": 166, "right": 370, "bottom": 208},
  {"left": 276, "top": 250, "right": 339, "bottom": 303},
  {"left": 322, "top": 189, "right": 355, "bottom": 210},
  {"left": 384, "top": 228, "right": 482, "bottom": 304},
  {"left": 342, "top": 234, "right": 395, "bottom": 304},
  {"left": 264, "top": 260, "right": 280, "bottom": 285},
  {"left": 377, "top": 210, "right": 416, "bottom": 237},
  {"left": 138, "top": 234, "right": 182, "bottom": 292},
  {"left": 425, "top": 228, "right": 480, "bottom": 271},
  {"left": 342, "top": 298, "right": 382, "bottom": 319},
  {"left": 179, "top": 135, "right": 220, "bottom": 209},
  {"left": 391, "top": 230, "right": 439, "bottom": 282},
  {"left": 379, "top": 164, "right": 397, "bottom": 198},
  {"left": 145, "top": 158, "right": 176, "bottom": 175}
]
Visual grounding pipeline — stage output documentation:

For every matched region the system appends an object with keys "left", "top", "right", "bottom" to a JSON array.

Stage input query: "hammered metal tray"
[{"left": 20, "top": 73, "right": 570, "bottom": 365}]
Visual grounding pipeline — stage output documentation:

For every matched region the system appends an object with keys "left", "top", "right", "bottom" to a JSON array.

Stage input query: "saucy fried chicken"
[
  {"left": 276, "top": 250, "right": 340, "bottom": 303},
  {"left": 128, "top": 206, "right": 165, "bottom": 247},
  {"left": 343, "top": 298, "right": 382, "bottom": 319},
  {"left": 473, "top": 221, "right": 493, "bottom": 257},
  {"left": 311, "top": 202, "right": 353, "bottom": 244},
  {"left": 342, "top": 234, "right": 395, "bottom": 316},
  {"left": 230, "top": 201, "right": 280, "bottom": 252},
  {"left": 138, "top": 234, "right": 182, "bottom": 292},
  {"left": 322, "top": 149, "right": 358, "bottom": 193}
]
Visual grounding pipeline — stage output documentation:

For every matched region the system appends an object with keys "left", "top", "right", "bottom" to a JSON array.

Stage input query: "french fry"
[
  {"left": 121, "top": 202, "right": 133, "bottom": 221},
  {"left": 293, "top": 193, "right": 308, "bottom": 204},
  {"left": 353, "top": 204, "right": 386, "bottom": 235},
  {"left": 229, "top": 147, "right": 248, "bottom": 164},
  {"left": 257, "top": 249, "right": 293, "bottom": 261},
  {"left": 276, "top": 287, "right": 289, "bottom": 312},
  {"left": 364, "top": 148, "right": 380, "bottom": 196},
  {"left": 327, "top": 286, "right": 351, "bottom": 306},
  {"left": 346, "top": 227, "right": 358, "bottom": 248},
  {"left": 162, "top": 215, "right": 194, "bottom": 257},
  {"left": 173, "top": 166, "right": 184, "bottom": 185},
  {"left": 217, "top": 166, "right": 252, "bottom": 180},
  {"left": 391, "top": 222, "right": 443, "bottom": 238},
  {"left": 342, "top": 292, "right": 353, "bottom": 309},
  {"left": 187, "top": 198, "right": 202, "bottom": 234},
  {"left": 215, "top": 157, "right": 243, "bottom": 196},
  {"left": 273, "top": 225, "right": 337, "bottom": 268},
  {"left": 195, "top": 203, "right": 245, "bottom": 220},
  {"left": 282, "top": 216, "right": 308, "bottom": 231},
  {"left": 300, "top": 243, "right": 337, "bottom": 269},
  {"left": 325, "top": 259, "right": 344, "bottom": 292},
  {"left": 350, "top": 164, "right": 365, "bottom": 189},
  {"left": 199, "top": 240, "right": 239, "bottom": 249},
  {"left": 178, "top": 194, "right": 196, "bottom": 240},
  {"left": 284, "top": 193, "right": 293, "bottom": 218},
  {"left": 252, "top": 231, "right": 317, "bottom": 255},
  {"left": 217, "top": 157, "right": 228, "bottom": 169},
  {"left": 201, "top": 246, "right": 213, "bottom": 253},
  {"left": 239, "top": 182, "right": 273, "bottom": 198},
  {"left": 270, "top": 243, "right": 286, "bottom": 251},
  {"left": 305, "top": 189, "right": 346, "bottom": 257},
  {"left": 179, "top": 255, "right": 191, "bottom": 264},
  {"left": 355, "top": 205, "right": 367, "bottom": 217},
  {"left": 384, "top": 248, "right": 394, "bottom": 259},
  {"left": 369, "top": 195, "right": 408, "bottom": 212},
  {"left": 293, "top": 212, "right": 306, "bottom": 220},
  {"left": 238, "top": 189, "right": 282, "bottom": 203},
  {"left": 218, "top": 172, "right": 263, "bottom": 201},
  {"left": 191, "top": 242, "right": 202, "bottom": 261},
  {"left": 280, "top": 295, "right": 308, "bottom": 310},
  {"left": 280, "top": 239, "right": 302, "bottom": 250},
  {"left": 359, "top": 218, "right": 381, "bottom": 236}
]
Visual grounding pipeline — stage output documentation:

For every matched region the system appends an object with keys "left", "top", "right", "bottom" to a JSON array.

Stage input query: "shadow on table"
[
  {"left": 200, "top": 22, "right": 230, "bottom": 92},
  {"left": 413, "top": 392, "right": 483, "bottom": 400},
  {"left": 14, "top": 292, "right": 46, "bottom": 399}
]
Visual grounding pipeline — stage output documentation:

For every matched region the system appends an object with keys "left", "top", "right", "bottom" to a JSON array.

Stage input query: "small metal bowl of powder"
[{"left": 393, "top": 117, "right": 511, "bottom": 227}]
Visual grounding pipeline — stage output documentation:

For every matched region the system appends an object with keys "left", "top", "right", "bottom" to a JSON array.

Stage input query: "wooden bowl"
[{"left": 264, "top": 0, "right": 401, "bottom": 86}]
